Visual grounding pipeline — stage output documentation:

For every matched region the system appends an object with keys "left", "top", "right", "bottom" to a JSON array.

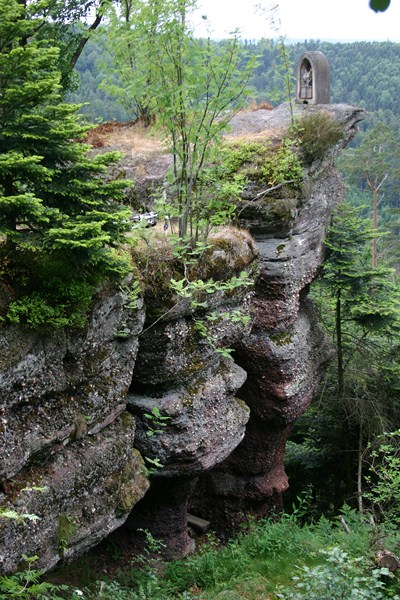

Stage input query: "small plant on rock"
[{"left": 295, "top": 111, "right": 345, "bottom": 165}]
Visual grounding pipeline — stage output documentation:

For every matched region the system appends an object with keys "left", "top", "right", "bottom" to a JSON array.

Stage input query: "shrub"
[
  {"left": 276, "top": 547, "right": 395, "bottom": 599},
  {"left": 6, "top": 279, "right": 94, "bottom": 329},
  {"left": 364, "top": 430, "right": 400, "bottom": 526},
  {"left": 295, "top": 111, "right": 345, "bottom": 165},
  {"left": 222, "top": 139, "right": 303, "bottom": 187}
]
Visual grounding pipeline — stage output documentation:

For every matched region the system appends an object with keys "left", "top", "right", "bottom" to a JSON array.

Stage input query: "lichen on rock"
[{"left": 0, "top": 280, "right": 149, "bottom": 573}]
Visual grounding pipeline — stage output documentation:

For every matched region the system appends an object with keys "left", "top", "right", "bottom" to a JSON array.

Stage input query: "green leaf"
[{"left": 369, "top": 0, "right": 390, "bottom": 12}]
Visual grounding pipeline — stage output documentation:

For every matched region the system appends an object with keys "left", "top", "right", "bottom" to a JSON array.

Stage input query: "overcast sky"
[{"left": 192, "top": 0, "right": 400, "bottom": 42}]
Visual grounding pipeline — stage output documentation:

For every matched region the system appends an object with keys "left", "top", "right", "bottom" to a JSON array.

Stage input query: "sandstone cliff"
[
  {"left": 190, "top": 104, "right": 366, "bottom": 535},
  {"left": 0, "top": 102, "right": 365, "bottom": 573}
]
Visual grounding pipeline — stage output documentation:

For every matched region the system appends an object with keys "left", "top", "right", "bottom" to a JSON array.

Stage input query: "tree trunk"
[
  {"left": 336, "top": 287, "right": 344, "bottom": 399},
  {"left": 357, "top": 421, "right": 364, "bottom": 513},
  {"left": 372, "top": 187, "right": 378, "bottom": 268}
]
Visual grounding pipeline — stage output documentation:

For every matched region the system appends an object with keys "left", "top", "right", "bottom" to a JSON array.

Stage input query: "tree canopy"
[{"left": 0, "top": 0, "right": 132, "bottom": 327}]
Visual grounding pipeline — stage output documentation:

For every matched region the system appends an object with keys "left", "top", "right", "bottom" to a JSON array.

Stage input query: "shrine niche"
[{"left": 296, "top": 51, "right": 330, "bottom": 105}]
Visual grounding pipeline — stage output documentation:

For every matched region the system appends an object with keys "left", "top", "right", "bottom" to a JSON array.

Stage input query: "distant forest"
[{"left": 70, "top": 37, "right": 400, "bottom": 136}]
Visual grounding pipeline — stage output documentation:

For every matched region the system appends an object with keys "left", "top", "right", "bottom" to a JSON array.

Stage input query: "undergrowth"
[{"left": 74, "top": 507, "right": 400, "bottom": 599}]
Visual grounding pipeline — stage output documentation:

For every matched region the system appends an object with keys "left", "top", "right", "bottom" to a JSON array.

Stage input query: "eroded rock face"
[
  {"left": 0, "top": 227, "right": 259, "bottom": 570},
  {"left": 129, "top": 360, "right": 248, "bottom": 477},
  {"left": 0, "top": 102, "right": 367, "bottom": 571},
  {"left": 0, "top": 418, "right": 148, "bottom": 573},
  {"left": 189, "top": 103, "right": 366, "bottom": 536},
  {"left": 0, "top": 282, "right": 150, "bottom": 573},
  {"left": 124, "top": 227, "right": 258, "bottom": 557}
]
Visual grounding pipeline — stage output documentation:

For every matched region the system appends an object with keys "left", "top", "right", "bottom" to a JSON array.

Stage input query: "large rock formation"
[
  {"left": 124, "top": 227, "right": 257, "bottom": 557},
  {"left": 189, "top": 103, "right": 366, "bottom": 534},
  {"left": 0, "top": 282, "right": 150, "bottom": 573},
  {"left": 0, "top": 227, "right": 258, "bottom": 571},
  {"left": 0, "top": 102, "right": 366, "bottom": 573}
]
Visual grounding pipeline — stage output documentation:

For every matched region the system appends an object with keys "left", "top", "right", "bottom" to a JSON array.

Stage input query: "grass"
[
  {"left": 85, "top": 120, "right": 167, "bottom": 157},
  {"left": 58, "top": 508, "right": 400, "bottom": 599}
]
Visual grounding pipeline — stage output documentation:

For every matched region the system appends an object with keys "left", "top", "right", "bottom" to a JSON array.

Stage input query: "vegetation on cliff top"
[
  {"left": 100, "top": 0, "right": 257, "bottom": 240},
  {"left": 0, "top": 0, "right": 133, "bottom": 328},
  {"left": 0, "top": 0, "right": 305, "bottom": 329}
]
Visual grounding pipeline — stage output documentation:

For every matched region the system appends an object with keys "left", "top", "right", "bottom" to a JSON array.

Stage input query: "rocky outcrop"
[
  {"left": 0, "top": 227, "right": 258, "bottom": 570},
  {"left": 0, "top": 282, "right": 150, "bottom": 573},
  {"left": 189, "top": 103, "right": 366, "bottom": 535},
  {"left": 124, "top": 227, "right": 258, "bottom": 557},
  {"left": 0, "top": 102, "right": 366, "bottom": 572}
]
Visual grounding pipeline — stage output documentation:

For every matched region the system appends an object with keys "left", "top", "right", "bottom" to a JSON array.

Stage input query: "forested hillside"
[
  {"left": 70, "top": 37, "right": 400, "bottom": 130},
  {"left": 250, "top": 40, "right": 400, "bottom": 118}
]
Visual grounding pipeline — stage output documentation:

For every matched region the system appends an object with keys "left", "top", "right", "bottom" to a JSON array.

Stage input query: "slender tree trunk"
[
  {"left": 357, "top": 421, "right": 364, "bottom": 513},
  {"left": 372, "top": 187, "right": 378, "bottom": 269},
  {"left": 366, "top": 173, "right": 387, "bottom": 269},
  {"left": 336, "top": 287, "right": 344, "bottom": 399},
  {"left": 60, "top": 2, "right": 106, "bottom": 87},
  {"left": 336, "top": 284, "right": 354, "bottom": 502}
]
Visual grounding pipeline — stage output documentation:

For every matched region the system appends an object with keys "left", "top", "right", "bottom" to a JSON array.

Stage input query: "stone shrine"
[{"left": 296, "top": 51, "right": 330, "bottom": 104}]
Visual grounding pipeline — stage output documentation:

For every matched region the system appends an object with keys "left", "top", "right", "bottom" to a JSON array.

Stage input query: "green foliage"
[
  {"left": 101, "top": 0, "right": 257, "bottom": 241},
  {"left": 143, "top": 455, "right": 164, "bottom": 475},
  {"left": 0, "top": 555, "right": 69, "bottom": 599},
  {"left": 341, "top": 123, "right": 400, "bottom": 190},
  {"left": 286, "top": 201, "right": 400, "bottom": 512},
  {"left": 364, "top": 430, "right": 400, "bottom": 524},
  {"left": 0, "top": 506, "right": 71, "bottom": 598},
  {"left": 222, "top": 139, "right": 303, "bottom": 188},
  {"left": 79, "top": 510, "right": 400, "bottom": 599},
  {"left": 370, "top": 0, "right": 391, "bottom": 13},
  {"left": 170, "top": 270, "right": 253, "bottom": 306},
  {"left": 57, "top": 514, "right": 76, "bottom": 554},
  {"left": 320, "top": 202, "right": 399, "bottom": 330},
  {"left": 6, "top": 280, "right": 93, "bottom": 329},
  {"left": 339, "top": 123, "right": 400, "bottom": 267},
  {"left": 71, "top": 37, "right": 400, "bottom": 130},
  {"left": 136, "top": 528, "right": 167, "bottom": 559},
  {"left": 170, "top": 268, "right": 253, "bottom": 357},
  {"left": 0, "top": 0, "right": 132, "bottom": 329},
  {"left": 277, "top": 547, "right": 395, "bottom": 599},
  {"left": 0, "top": 509, "right": 39, "bottom": 525},
  {"left": 143, "top": 407, "right": 171, "bottom": 438},
  {"left": 295, "top": 111, "right": 345, "bottom": 164},
  {"left": 267, "top": 5, "right": 296, "bottom": 122},
  {"left": 31, "top": 0, "right": 108, "bottom": 92}
]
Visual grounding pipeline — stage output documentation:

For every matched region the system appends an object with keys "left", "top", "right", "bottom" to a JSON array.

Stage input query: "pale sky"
[{"left": 192, "top": 0, "right": 400, "bottom": 42}]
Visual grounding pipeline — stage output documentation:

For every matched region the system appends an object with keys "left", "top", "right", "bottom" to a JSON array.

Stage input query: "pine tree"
[
  {"left": 309, "top": 202, "right": 400, "bottom": 509},
  {"left": 320, "top": 202, "right": 399, "bottom": 396},
  {"left": 286, "top": 202, "right": 400, "bottom": 512},
  {"left": 0, "top": 0, "right": 132, "bottom": 328},
  {"left": 339, "top": 123, "right": 400, "bottom": 267}
]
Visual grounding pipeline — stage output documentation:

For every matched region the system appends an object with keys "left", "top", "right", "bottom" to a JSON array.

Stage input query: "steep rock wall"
[
  {"left": 0, "top": 282, "right": 150, "bottom": 573},
  {"left": 0, "top": 102, "right": 366, "bottom": 572},
  {"left": 189, "top": 103, "right": 366, "bottom": 534},
  {"left": 0, "top": 230, "right": 258, "bottom": 571},
  {"left": 124, "top": 227, "right": 258, "bottom": 557}
]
